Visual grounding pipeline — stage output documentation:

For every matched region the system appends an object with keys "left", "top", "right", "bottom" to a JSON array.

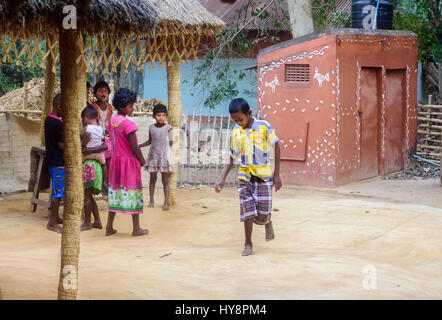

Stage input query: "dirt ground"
[{"left": 1, "top": 177, "right": 442, "bottom": 300}]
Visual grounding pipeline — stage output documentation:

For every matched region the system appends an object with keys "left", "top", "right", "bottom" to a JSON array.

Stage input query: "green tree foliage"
[
  {"left": 393, "top": 0, "right": 441, "bottom": 63},
  {"left": 312, "top": 0, "right": 351, "bottom": 31},
  {"left": 393, "top": 0, "right": 441, "bottom": 103},
  {"left": 0, "top": 38, "right": 45, "bottom": 96}
]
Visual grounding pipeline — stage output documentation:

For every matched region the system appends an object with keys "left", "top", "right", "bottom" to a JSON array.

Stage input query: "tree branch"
[
  {"left": 312, "top": 3, "right": 333, "bottom": 10},
  {"left": 201, "top": 0, "right": 277, "bottom": 88}
]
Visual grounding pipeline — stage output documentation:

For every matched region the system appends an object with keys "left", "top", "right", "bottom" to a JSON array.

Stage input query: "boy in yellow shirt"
[{"left": 215, "top": 98, "right": 282, "bottom": 256}]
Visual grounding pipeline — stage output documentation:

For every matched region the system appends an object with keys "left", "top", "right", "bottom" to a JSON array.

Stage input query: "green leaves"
[
  {"left": 312, "top": 0, "right": 351, "bottom": 31},
  {"left": 0, "top": 38, "right": 45, "bottom": 96},
  {"left": 393, "top": 0, "right": 441, "bottom": 63},
  {"left": 203, "top": 78, "right": 239, "bottom": 109}
]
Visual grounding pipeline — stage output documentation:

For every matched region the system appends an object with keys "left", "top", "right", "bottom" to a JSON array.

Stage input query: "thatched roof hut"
[
  {"left": 0, "top": 1, "right": 224, "bottom": 71},
  {"left": 0, "top": 0, "right": 156, "bottom": 36},
  {"left": 0, "top": 0, "right": 223, "bottom": 37},
  {"left": 0, "top": 0, "right": 223, "bottom": 301},
  {"left": 145, "top": 0, "right": 224, "bottom": 36}
]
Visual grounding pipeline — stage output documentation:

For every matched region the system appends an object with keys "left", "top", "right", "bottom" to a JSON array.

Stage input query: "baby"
[{"left": 81, "top": 105, "right": 108, "bottom": 188}]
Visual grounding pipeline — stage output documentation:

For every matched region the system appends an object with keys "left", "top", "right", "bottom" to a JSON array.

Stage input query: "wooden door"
[
  {"left": 385, "top": 70, "right": 404, "bottom": 173},
  {"left": 359, "top": 68, "right": 379, "bottom": 179}
]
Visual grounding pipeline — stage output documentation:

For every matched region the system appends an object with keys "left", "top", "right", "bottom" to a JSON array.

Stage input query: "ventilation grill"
[{"left": 285, "top": 64, "right": 310, "bottom": 83}]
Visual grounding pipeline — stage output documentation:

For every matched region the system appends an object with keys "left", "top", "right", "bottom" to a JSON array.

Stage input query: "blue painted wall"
[{"left": 143, "top": 58, "right": 258, "bottom": 116}]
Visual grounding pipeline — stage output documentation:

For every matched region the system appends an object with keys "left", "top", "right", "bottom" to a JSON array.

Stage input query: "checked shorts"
[{"left": 238, "top": 178, "right": 272, "bottom": 225}]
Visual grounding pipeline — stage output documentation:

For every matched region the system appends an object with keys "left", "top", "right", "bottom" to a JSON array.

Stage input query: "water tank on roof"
[{"left": 351, "top": 0, "right": 393, "bottom": 30}]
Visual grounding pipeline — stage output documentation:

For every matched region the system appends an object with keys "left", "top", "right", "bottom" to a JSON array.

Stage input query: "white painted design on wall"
[
  {"left": 356, "top": 61, "right": 362, "bottom": 165},
  {"left": 256, "top": 45, "right": 341, "bottom": 179},
  {"left": 336, "top": 59, "right": 341, "bottom": 162},
  {"left": 381, "top": 66, "right": 386, "bottom": 160},
  {"left": 264, "top": 74, "right": 280, "bottom": 93},
  {"left": 313, "top": 67, "right": 330, "bottom": 87},
  {"left": 259, "top": 45, "right": 329, "bottom": 76}
]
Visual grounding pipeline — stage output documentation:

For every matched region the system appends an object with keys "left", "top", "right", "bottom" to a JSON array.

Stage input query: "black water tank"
[{"left": 352, "top": 0, "right": 393, "bottom": 30}]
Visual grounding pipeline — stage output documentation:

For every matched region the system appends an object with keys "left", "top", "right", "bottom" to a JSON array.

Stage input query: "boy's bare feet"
[
  {"left": 80, "top": 222, "right": 92, "bottom": 231},
  {"left": 47, "top": 223, "right": 62, "bottom": 234},
  {"left": 105, "top": 228, "right": 117, "bottom": 236},
  {"left": 92, "top": 222, "right": 103, "bottom": 229},
  {"left": 148, "top": 201, "right": 154, "bottom": 208},
  {"left": 162, "top": 203, "right": 169, "bottom": 211},
  {"left": 132, "top": 228, "right": 149, "bottom": 237},
  {"left": 56, "top": 217, "right": 63, "bottom": 224},
  {"left": 242, "top": 244, "right": 254, "bottom": 256},
  {"left": 265, "top": 221, "right": 275, "bottom": 241}
]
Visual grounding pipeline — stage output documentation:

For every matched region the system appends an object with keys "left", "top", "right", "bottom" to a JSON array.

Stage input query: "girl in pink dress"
[{"left": 107, "top": 88, "right": 148, "bottom": 237}]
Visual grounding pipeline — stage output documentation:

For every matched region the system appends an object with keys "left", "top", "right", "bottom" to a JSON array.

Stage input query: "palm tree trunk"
[
  {"left": 166, "top": 57, "right": 182, "bottom": 207},
  {"left": 40, "top": 35, "right": 57, "bottom": 146},
  {"left": 78, "top": 66, "right": 87, "bottom": 113},
  {"left": 57, "top": 29, "right": 85, "bottom": 300},
  {"left": 286, "top": 0, "right": 314, "bottom": 38}
]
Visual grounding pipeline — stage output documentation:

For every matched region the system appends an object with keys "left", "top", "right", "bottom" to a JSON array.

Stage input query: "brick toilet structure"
[{"left": 257, "top": 28, "right": 418, "bottom": 187}]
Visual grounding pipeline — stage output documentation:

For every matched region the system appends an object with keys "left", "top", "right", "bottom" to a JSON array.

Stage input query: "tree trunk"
[
  {"left": 166, "top": 58, "right": 182, "bottom": 207},
  {"left": 40, "top": 35, "right": 57, "bottom": 146},
  {"left": 286, "top": 0, "right": 314, "bottom": 38},
  {"left": 78, "top": 64, "right": 87, "bottom": 114},
  {"left": 57, "top": 29, "right": 85, "bottom": 300}
]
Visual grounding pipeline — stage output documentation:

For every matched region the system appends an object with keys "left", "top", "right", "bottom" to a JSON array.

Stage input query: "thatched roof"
[
  {"left": 0, "top": 77, "right": 162, "bottom": 117},
  {"left": 0, "top": 1, "right": 225, "bottom": 70},
  {"left": 0, "top": 0, "right": 224, "bottom": 37},
  {"left": 145, "top": 0, "right": 224, "bottom": 36}
]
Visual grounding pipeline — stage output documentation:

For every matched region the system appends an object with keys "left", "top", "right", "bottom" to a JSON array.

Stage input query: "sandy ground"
[{"left": 1, "top": 177, "right": 442, "bottom": 300}]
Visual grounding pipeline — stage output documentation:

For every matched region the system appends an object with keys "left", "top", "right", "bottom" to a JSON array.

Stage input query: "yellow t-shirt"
[{"left": 230, "top": 118, "right": 278, "bottom": 182}]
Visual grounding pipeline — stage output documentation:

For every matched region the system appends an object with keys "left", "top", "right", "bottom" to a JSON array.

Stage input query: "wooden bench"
[{"left": 29, "top": 146, "right": 52, "bottom": 212}]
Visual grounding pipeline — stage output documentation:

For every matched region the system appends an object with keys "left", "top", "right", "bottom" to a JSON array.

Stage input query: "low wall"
[
  {"left": 0, "top": 114, "right": 40, "bottom": 194},
  {"left": 0, "top": 115, "right": 237, "bottom": 194}
]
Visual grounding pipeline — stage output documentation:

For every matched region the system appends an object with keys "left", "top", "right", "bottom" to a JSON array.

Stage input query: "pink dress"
[{"left": 108, "top": 115, "right": 143, "bottom": 214}]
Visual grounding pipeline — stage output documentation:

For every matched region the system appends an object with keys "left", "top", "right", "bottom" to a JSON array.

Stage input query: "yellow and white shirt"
[{"left": 230, "top": 118, "right": 279, "bottom": 182}]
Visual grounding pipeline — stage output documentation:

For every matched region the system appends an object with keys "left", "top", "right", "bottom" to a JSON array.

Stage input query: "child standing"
[
  {"left": 90, "top": 81, "right": 114, "bottom": 188},
  {"left": 81, "top": 105, "right": 108, "bottom": 189},
  {"left": 139, "top": 104, "right": 174, "bottom": 211},
  {"left": 80, "top": 105, "right": 109, "bottom": 232},
  {"left": 44, "top": 93, "right": 64, "bottom": 234},
  {"left": 215, "top": 98, "right": 282, "bottom": 256},
  {"left": 107, "top": 88, "right": 148, "bottom": 237}
]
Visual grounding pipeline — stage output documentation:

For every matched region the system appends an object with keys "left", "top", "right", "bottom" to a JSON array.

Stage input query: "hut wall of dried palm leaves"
[
  {"left": 0, "top": 78, "right": 165, "bottom": 119},
  {"left": 0, "top": 0, "right": 224, "bottom": 73}
]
